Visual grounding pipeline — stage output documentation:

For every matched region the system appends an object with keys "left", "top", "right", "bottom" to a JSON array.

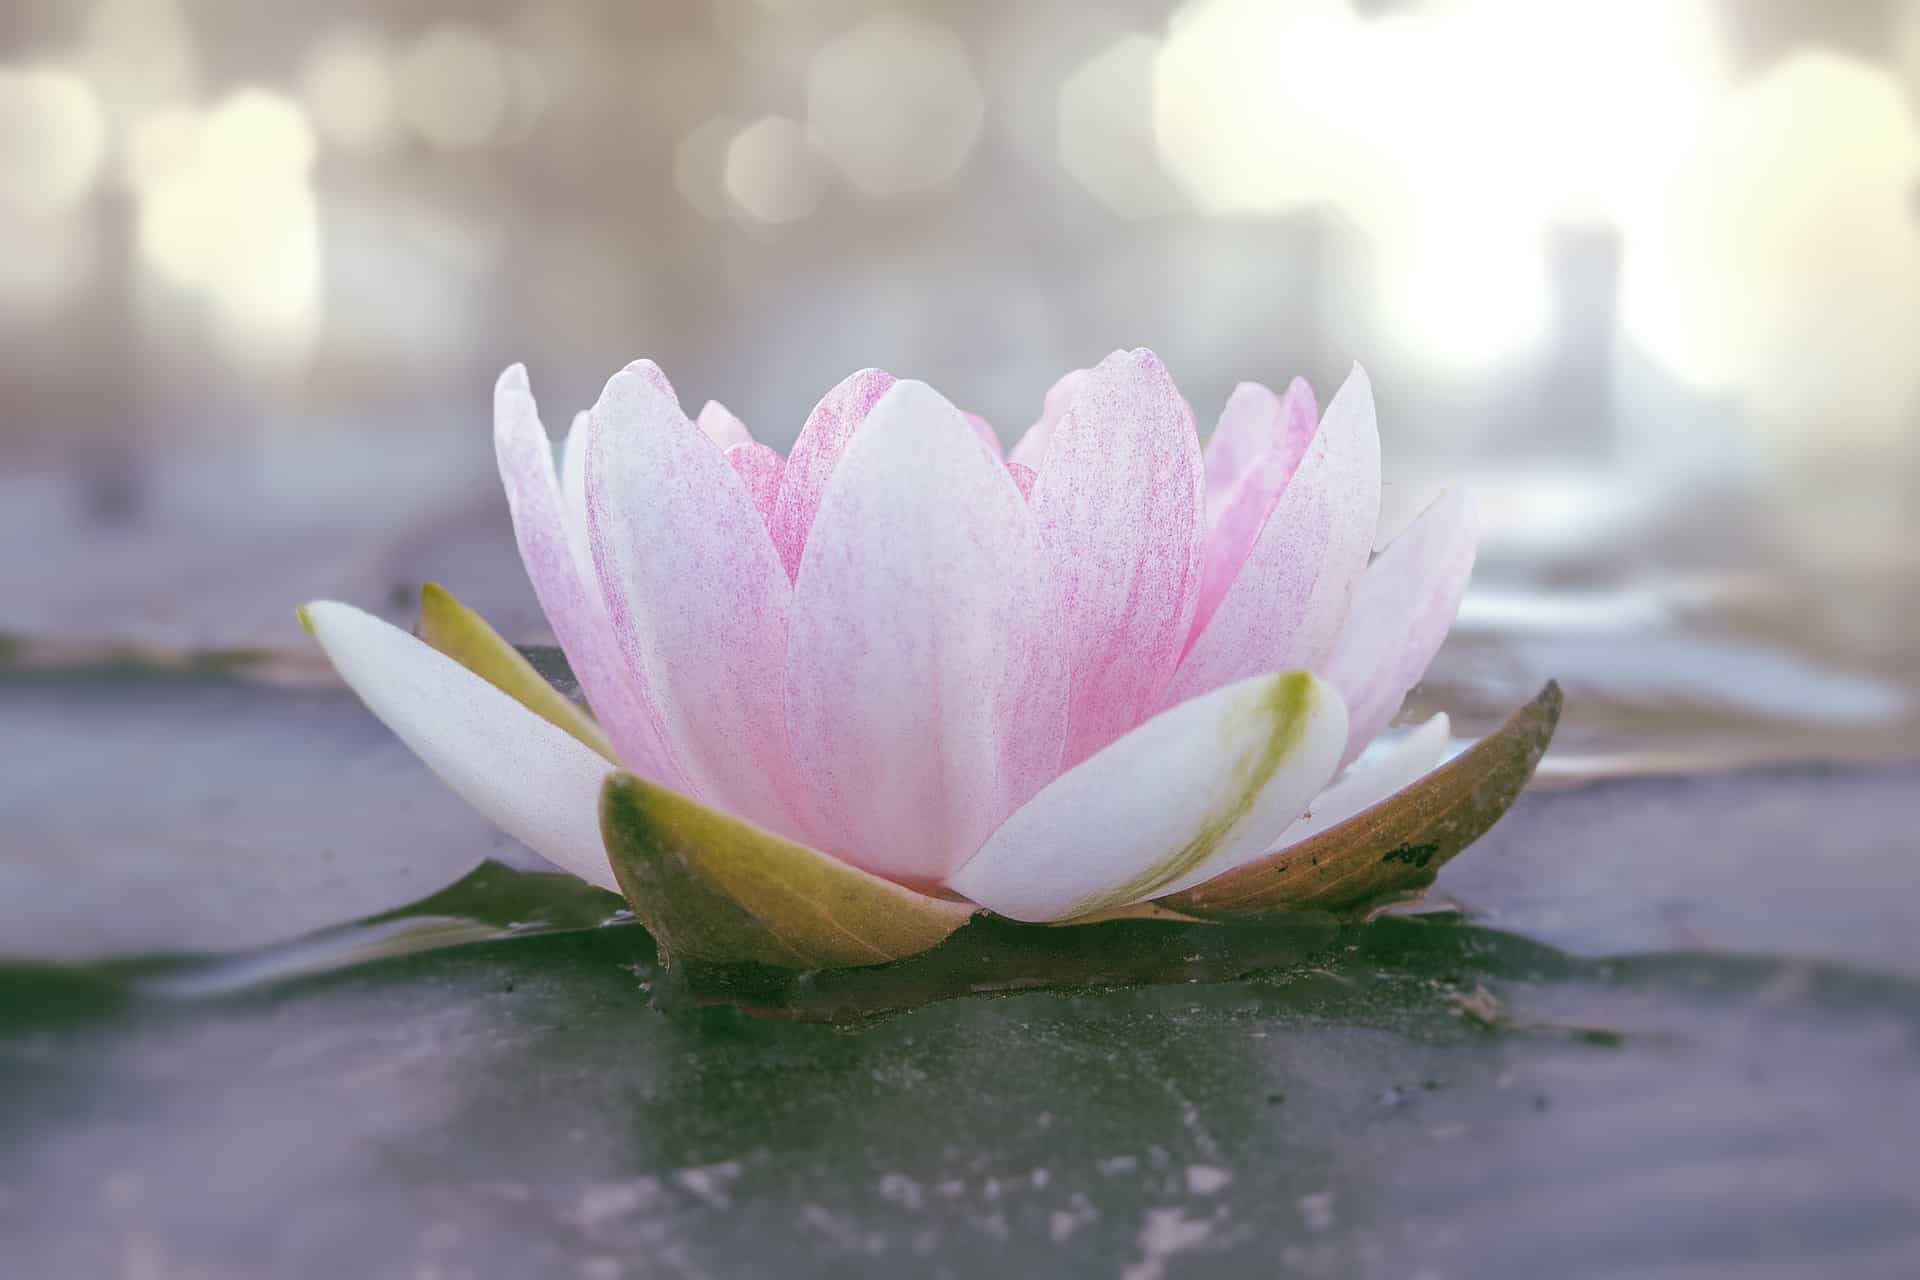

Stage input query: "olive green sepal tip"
[
  {"left": 1162, "top": 680, "right": 1562, "bottom": 920},
  {"left": 599, "top": 771, "right": 975, "bottom": 970},
  {"left": 415, "top": 582, "right": 617, "bottom": 762}
]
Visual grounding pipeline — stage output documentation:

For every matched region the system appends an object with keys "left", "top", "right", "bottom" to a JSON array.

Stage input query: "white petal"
[
  {"left": 559, "top": 410, "right": 595, "bottom": 586},
  {"left": 1325, "top": 488, "right": 1478, "bottom": 766},
  {"left": 945, "top": 672, "right": 1347, "bottom": 922},
  {"left": 1270, "top": 713, "right": 1451, "bottom": 850},
  {"left": 301, "top": 601, "right": 617, "bottom": 891}
]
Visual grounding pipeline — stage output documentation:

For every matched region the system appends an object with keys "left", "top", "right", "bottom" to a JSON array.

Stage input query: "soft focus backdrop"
[{"left": 2, "top": 0, "right": 1915, "bottom": 760}]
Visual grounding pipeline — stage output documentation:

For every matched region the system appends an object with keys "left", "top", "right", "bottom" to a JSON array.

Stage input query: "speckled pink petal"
[
  {"left": 1029, "top": 349, "right": 1205, "bottom": 766},
  {"left": 493, "top": 365, "right": 684, "bottom": 789},
  {"left": 1203, "top": 377, "right": 1316, "bottom": 519},
  {"left": 768, "top": 369, "right": 896, "bottom": 581},
  {"left": 1324, "top": 488, "right": 1478, "bottom": 767},
  {"left": 726, "top": 441, "right": 785, "bottom": 528},
  {"left": 1160, "top": 364, "right": 1382, "bottom": 709},
  {"left": 1191, "top": 379, "right": 1320, "bottom": 641},
  {"left": 696, "top": 400, "right": 754, "bottom": 450},
  {"left": 1007, "top": 367, "right": 1088, "bottom": 470},
  {"left": 585, "top": 361, "right": 804, "bottom": 838},
  {"left": 785, "top": 379, "right": 1070, "bottom": 884},
  {"left": 1006, "top": 460, "right": 1037, "bottom": 499}
]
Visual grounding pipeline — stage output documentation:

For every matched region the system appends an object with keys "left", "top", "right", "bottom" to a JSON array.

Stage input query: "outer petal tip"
[
  {"left": 1164, "top": 680, "right": 1561, "bottom": 919},
  {"left": 698, "top": 400, "right": 754, "bottom": 450},
  {"left": 299, "top": 599, "right": 621, "bottom": 891},
  {"left": 945, "top": 670, "right": 1347, "bottom": 922}
]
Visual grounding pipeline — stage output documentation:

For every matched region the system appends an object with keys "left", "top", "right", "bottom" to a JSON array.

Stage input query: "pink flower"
[{"left": 302, "top": 349, "right": 1476, "bottom": 937}]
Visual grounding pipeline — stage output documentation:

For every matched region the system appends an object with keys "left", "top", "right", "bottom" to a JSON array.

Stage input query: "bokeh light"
[
  {"left": 677, "top": 115, "right": 743, "bottom": 222},
  {"left": 724, "top": 114, "right": 826, "bottom": 226},
  {"left": 78, "top": 0, "right": 199, "bottom": 120},
  {"left": 396, "top": 23, "right": 508, "bottom": 151},
  {"left": 1621, "top": 51, "right": 1920, "bottom": 458},
  {"left": 1153, "top": 0, "right": 1729, "bottom": 369},
  {"left": 302, "top": 28, "right": 399, "bottom": 157},
  {"left": 1057, "top": 33, "right": 1182, "bottom": 220},
  {"left": 806, "top": 14, "right": 983, "bottom": 197},
  {"left": 0, "top": 66, "right": 108, "bottom": 215},
  {"left": 134, "top": 89, "right": 321, "bottom": 354}
]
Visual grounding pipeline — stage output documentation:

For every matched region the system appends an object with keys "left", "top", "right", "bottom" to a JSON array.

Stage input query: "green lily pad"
[
  {"left": 1165, "top": 681, "right": 1561, "bottom": 919},
  {"left": 600, "top": 772, "right": 976, "bottom": 968}
]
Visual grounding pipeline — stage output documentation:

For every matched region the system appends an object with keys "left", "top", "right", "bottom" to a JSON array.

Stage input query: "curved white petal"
[
  {"left": 1161, "top": 364, "right": 1382, "bottom": 708},
  {"left": 585, "top": 362, "right": 804, "bottom": 838},
  {"left": 1325, "top": 488, "right": 1478, "bottom": 766},
  {"left": 946, "top": 672, "right": 1347, "bottom": 922},
  {"left": 559, "top": 410, "right": 595, "bottom": 586},
  {"left": 786, "top": 379, "right": 1070, "bottom": 884},
  {"left": 301, "top": 601, "right": 618, "bottom": 891},
  {"left": 495, "top": 366, "right": 683, "bottom": 787},
  {"left": 1269, "top": 713, "right": 1451, "bottom": 853}
]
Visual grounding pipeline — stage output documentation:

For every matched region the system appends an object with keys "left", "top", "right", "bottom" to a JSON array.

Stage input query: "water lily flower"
[{"left": 301, "top": 349, "right": 1554, "bottom": 969}]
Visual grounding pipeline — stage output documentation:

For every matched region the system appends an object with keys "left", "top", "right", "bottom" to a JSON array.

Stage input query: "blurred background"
[{"left": 1, "top": 0, "right": 1915, "bottom": 763}]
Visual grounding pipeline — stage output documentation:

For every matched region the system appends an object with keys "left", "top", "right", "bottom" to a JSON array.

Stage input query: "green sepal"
[
  {"left": 1161, "top": 681, "right": 1562, "bottom": 920},
  {"left": 413, "top": 582, "right": 616, "bottom": 763},
  {"left": 600, "top": 772, "right": 977, "bottom": 969}
]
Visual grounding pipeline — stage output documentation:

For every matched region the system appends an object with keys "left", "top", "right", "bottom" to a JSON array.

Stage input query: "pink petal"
[
  {"left": 1029, "top": 348, "right": 1205, "bottom": 765},
  {"left": 768, "top": 369, "right": 895, "bottom": 581},
  {"left": 1202, "top": 377, "right": 1316, "bottom": 519},
  {"left": 493, "top": 365, "right": 684, "bottom": 789},
  {"left": 963, "top": 411, "right": 1004, "bottom": 459},
  {"left": 1160, "top": 364, "right": 1382, "bottom": 709},
  {"left": 585, "top": 361, "right": 803, "bottom": 837},
  {"left": 696, "top": 399, "right": 754, "bottom": 450},
  {"left": 1324, "top": 488, "right": 1478, "bottom": 767},
  {"left": 785, "top": 379, "right": 1070, "bottom": 884},
  {"left": 726, "top": 441, "right": 785, "bottom": 528},
  {"left": 1007, "top": 367, "right": 1088, "bottom": 469},
  {"left": 1006, "top": 460, "right": 1037, "bottom": 498},
  {"left": 1190, "top": 379, "right": 1319, "bottom": 640}
]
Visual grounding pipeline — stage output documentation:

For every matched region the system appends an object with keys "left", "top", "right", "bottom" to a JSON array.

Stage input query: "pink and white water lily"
[{"left": 302, "top": 349, "right": 1493, "bottom": 962}]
